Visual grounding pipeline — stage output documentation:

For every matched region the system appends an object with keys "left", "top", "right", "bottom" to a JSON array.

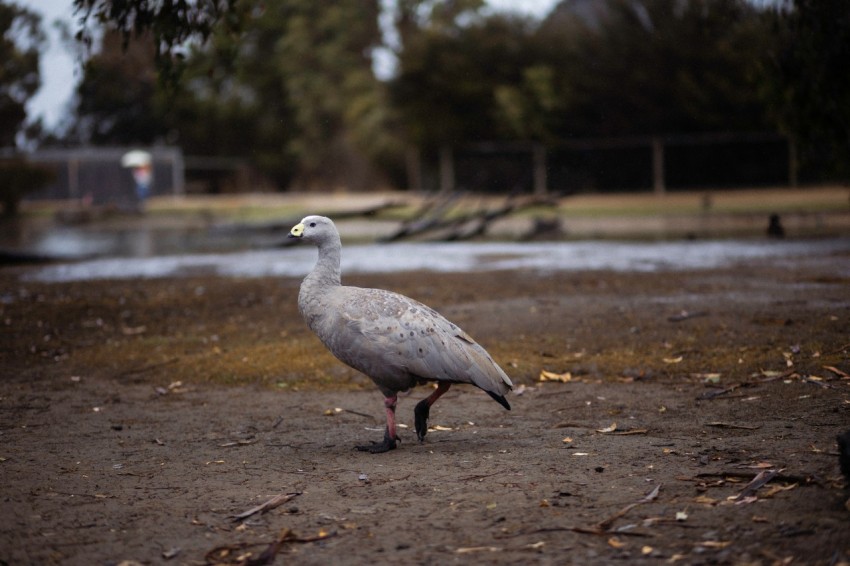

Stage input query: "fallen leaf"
[
  {"left": 824, "top": 365, "right": 850, "bottom": 379},
  {"left": 735, "top": 468, "right": 783, "bottom": 501},
  {"left": 539, "top": 369, "right": 572, "bottom": 383},
  {"left": 692, "top": 372, "right": 722, "bottom": 383},
  {"left": 431, "top": 425, "right": 453, "bottom": 431},
  {"left": 456, "top": 546, "right": 500, "bottom": 554},
  {"left": 562, "top": 437, "right": 573, "bottom": 443},
  {"left": 733, "top": 495, "right": 759, "bottom": 505},
  {"left": 761, "top": 483, "right": 797, "bottom": 498},
  {"left": 694, "top": 495, "right": 718, "bottom": 506},
  {"left": 697, "top": 541, "right": 732, "bottom": 549},
  {"left": 597, "top": 423, "right": 617, "bottom": 433},
  {"left": 219, "top": 439, "right": 257, "bottom": 447},
  {"left": 607, "top": 537, "right": 627, "bottom": 549},
  {"left": 641, "top": 545, "right": 654, "bottom": 555},
  {"left": 121, "top": 325, "right": 147, "bottom": 335},
  {"left": 675, "top": 511, "right": 688, "bottom": 521},
  {"left": 663, "top": 356, "right": 683, "bottom": 364}
]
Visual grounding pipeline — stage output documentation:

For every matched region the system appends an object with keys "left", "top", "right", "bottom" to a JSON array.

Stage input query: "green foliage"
[
  {"left": 0, "top": 1, "right": 45, "bottom": 147},
  {"left": 67, "top": 30, "right": 159, "bottom": 144},
  {"left": 72, "top": 0, "right": 244, "bottom": 81},
  {"left": 390, "top": 0, "right": 776, "bottom": 148},
  {"left": 61, "top": 0, "right": 850, "bottom": 188},
  {"left": 767, "top": 0, "right": 850, "bottom": 180},
  {"left": 273, "top": 0, "right": 399, "bottom": 187},
  {"left": 391, "top": 6, "right": 541, "bottom": 148}
]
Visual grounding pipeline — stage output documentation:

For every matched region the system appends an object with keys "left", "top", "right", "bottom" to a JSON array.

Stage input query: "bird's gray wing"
[{"left": 325, "top": 287, "right": 512, "bottom": 396}]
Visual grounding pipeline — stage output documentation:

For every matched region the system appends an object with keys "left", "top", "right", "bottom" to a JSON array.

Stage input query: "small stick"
[
  {"left": 231, "top": 492, "right": 301, "bottom": 522},
  {"left": 595, "top": 484, "right": 661, "bottom": 532},
  {"left": 705, "top": 422, "right": 761, "bottom": 430},
  {"left": 735, "top": 468, "right": 783, "bottom": 500}
]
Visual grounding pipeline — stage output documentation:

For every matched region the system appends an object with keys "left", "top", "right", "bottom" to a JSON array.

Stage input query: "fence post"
[
  {"left": 652, "top": 137, "right": 666, "bottom": 195},
  {"left": 788, "top": 137, "right": 798, "bottom": 187},
  {"left": 439, "top": 146, "right": 454, "bottom": 193},
  {"left": 405, "top": 146, "right": 422, "bottom": 192},
  {"left": 68, "top": 156, "right": 79, "bottom": 201},
  {"left": 533, "top": 144, "right": 547, "bottom": 195}
]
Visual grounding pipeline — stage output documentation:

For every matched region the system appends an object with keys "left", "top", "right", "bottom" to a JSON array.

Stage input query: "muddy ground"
[{"left": 1, "top": 252, "right": 849, "bottom": 565}]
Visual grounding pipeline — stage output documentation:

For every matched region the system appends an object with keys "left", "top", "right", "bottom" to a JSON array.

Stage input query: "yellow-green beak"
[{"left": 289, "top": 223, "right": 304, "bottom": 238}]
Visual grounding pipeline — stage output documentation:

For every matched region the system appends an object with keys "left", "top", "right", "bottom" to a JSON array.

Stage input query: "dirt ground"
[{"left": 1, "top": 251, "right": 850, "bottom": 565}]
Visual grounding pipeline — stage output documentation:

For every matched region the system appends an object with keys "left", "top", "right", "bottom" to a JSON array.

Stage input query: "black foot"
[
  {"left": 414, "top": 399, "right": 431, "bottom": 442},
  {"left": 356, "top": 429, "right": 397, "bottom": 454}
]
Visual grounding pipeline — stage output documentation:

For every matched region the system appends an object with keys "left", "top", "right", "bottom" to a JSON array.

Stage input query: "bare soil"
[{"left": 1, "top": 254, "right": 849, "bottom": 565}]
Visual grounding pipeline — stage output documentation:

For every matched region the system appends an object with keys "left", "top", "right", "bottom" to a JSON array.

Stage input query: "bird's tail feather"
[{"left": 487, "top": 391, "right": 511, "bottom": 411}]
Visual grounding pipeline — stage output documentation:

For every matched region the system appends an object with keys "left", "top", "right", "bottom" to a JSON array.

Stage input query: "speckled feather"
[{"left": 293, "top": 215, "right": 513, "bottom": 401}]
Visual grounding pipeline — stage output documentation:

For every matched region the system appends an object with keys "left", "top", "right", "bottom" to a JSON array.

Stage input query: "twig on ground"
[
  {"left": 204, "top": 528, "right": 336, "bottom": 565},
  {"left": 735, "top": 468, "right": 783, "bottom": 501},
  {"left": 231, "top": 492, "right": 301, "bottom": 522},
  {"left": 519, "top": 485, "right": 662, "bottom": 538}
]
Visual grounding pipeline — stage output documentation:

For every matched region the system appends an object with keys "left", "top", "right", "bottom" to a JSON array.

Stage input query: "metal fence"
[
  {"left": 420, "top": 132, "right": 793, "bottom": 194},
  {"left": 20, "top": 146, "right": 185, "bottom": 205}
]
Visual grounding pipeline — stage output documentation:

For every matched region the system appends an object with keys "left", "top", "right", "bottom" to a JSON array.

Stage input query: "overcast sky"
[{"left": 27, "top": 0, "right": 558, "bottom": 133}]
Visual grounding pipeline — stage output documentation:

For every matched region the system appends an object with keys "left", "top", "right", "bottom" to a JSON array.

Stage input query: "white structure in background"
[
  {"left": 121, "top": 149, "right": 153, "bottom": 209},
  {"left": 22, "top": 146, "right": 184, "bottom": 208}
]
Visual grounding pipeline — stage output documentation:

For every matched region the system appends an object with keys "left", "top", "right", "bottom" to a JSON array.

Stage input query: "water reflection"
[
  {"left": 3, "top": 222, "right": 282, "bottom": 259},
  {"left": 21, "top": 238, "right": 850, "bottom": 283}
]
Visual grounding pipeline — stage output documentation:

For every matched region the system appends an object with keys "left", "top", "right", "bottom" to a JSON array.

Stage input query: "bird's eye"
[{"left": 309, "top": 222, "right": 316, "bottom": 227}]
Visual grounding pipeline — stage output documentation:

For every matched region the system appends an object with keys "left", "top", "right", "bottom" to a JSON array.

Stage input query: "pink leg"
[
  {"left": 356, "top": 393, "right": 398, "bottom": 454},
  {"left": 384, "top": 394, "right": 398, "bottom": 441}
]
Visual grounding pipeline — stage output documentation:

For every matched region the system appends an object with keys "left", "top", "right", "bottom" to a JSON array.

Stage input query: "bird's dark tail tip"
[{"left": 487, "top": 391, "right": 511, "bottom": 411}]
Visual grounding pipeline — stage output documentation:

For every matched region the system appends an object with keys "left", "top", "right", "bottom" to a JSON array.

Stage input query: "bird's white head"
[{"left": 289, "top": 215, "right": 337, "bottom": 245}]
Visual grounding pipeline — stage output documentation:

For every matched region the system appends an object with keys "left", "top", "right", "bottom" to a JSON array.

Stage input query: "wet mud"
[{"left": 1, "top": 253, "right": 849, "bottom": 564}]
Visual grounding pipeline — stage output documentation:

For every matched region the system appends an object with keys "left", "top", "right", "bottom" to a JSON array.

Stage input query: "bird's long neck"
[{"left": 304, "top": 237, "right": 342, "bottom": 291}]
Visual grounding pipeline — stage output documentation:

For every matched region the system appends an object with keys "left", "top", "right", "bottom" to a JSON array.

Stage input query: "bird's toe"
[{"left": 356, "top": 430, "right": 397, "bottom": 453}]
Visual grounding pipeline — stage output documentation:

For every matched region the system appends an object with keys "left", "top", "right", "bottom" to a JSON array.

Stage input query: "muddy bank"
[{"left": 1, "top": 253, "right": 849, "bottom": 564}]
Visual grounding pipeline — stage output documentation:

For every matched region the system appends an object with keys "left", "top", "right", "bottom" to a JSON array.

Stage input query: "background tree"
[
  {"left": 767, "top": 0, "right": 850, "bottom": 181},
  {"left": 67, "top": 0, "right": 399, "bottom": 190},
  {"left": 0, "top": 1, "right": 45, "bottom": 147},
  {"left": 66, "top": 30, "right": 162, "bottom": 144},
  {"left": 271, "top": 0, "right": 399, "bottom": 189},
  {"left": 533, "top": 0, "right": 775, "bottom": 138},
  {"left": 72, "top": 0, "right": 244, "bottom": 81},
  {"left": 0, "top": 1, "right": 53, "bottom": 217},
  {"left": 65, "top": 0, "right": 849, "bottom": 189},
  {"left": 390, "top": 1, "right": 541, "bottom": 149}
]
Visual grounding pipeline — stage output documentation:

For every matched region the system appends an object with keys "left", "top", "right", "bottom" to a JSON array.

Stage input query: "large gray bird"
[{"left": 289, "top": 215, "right": 513, "bottom": 453}]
